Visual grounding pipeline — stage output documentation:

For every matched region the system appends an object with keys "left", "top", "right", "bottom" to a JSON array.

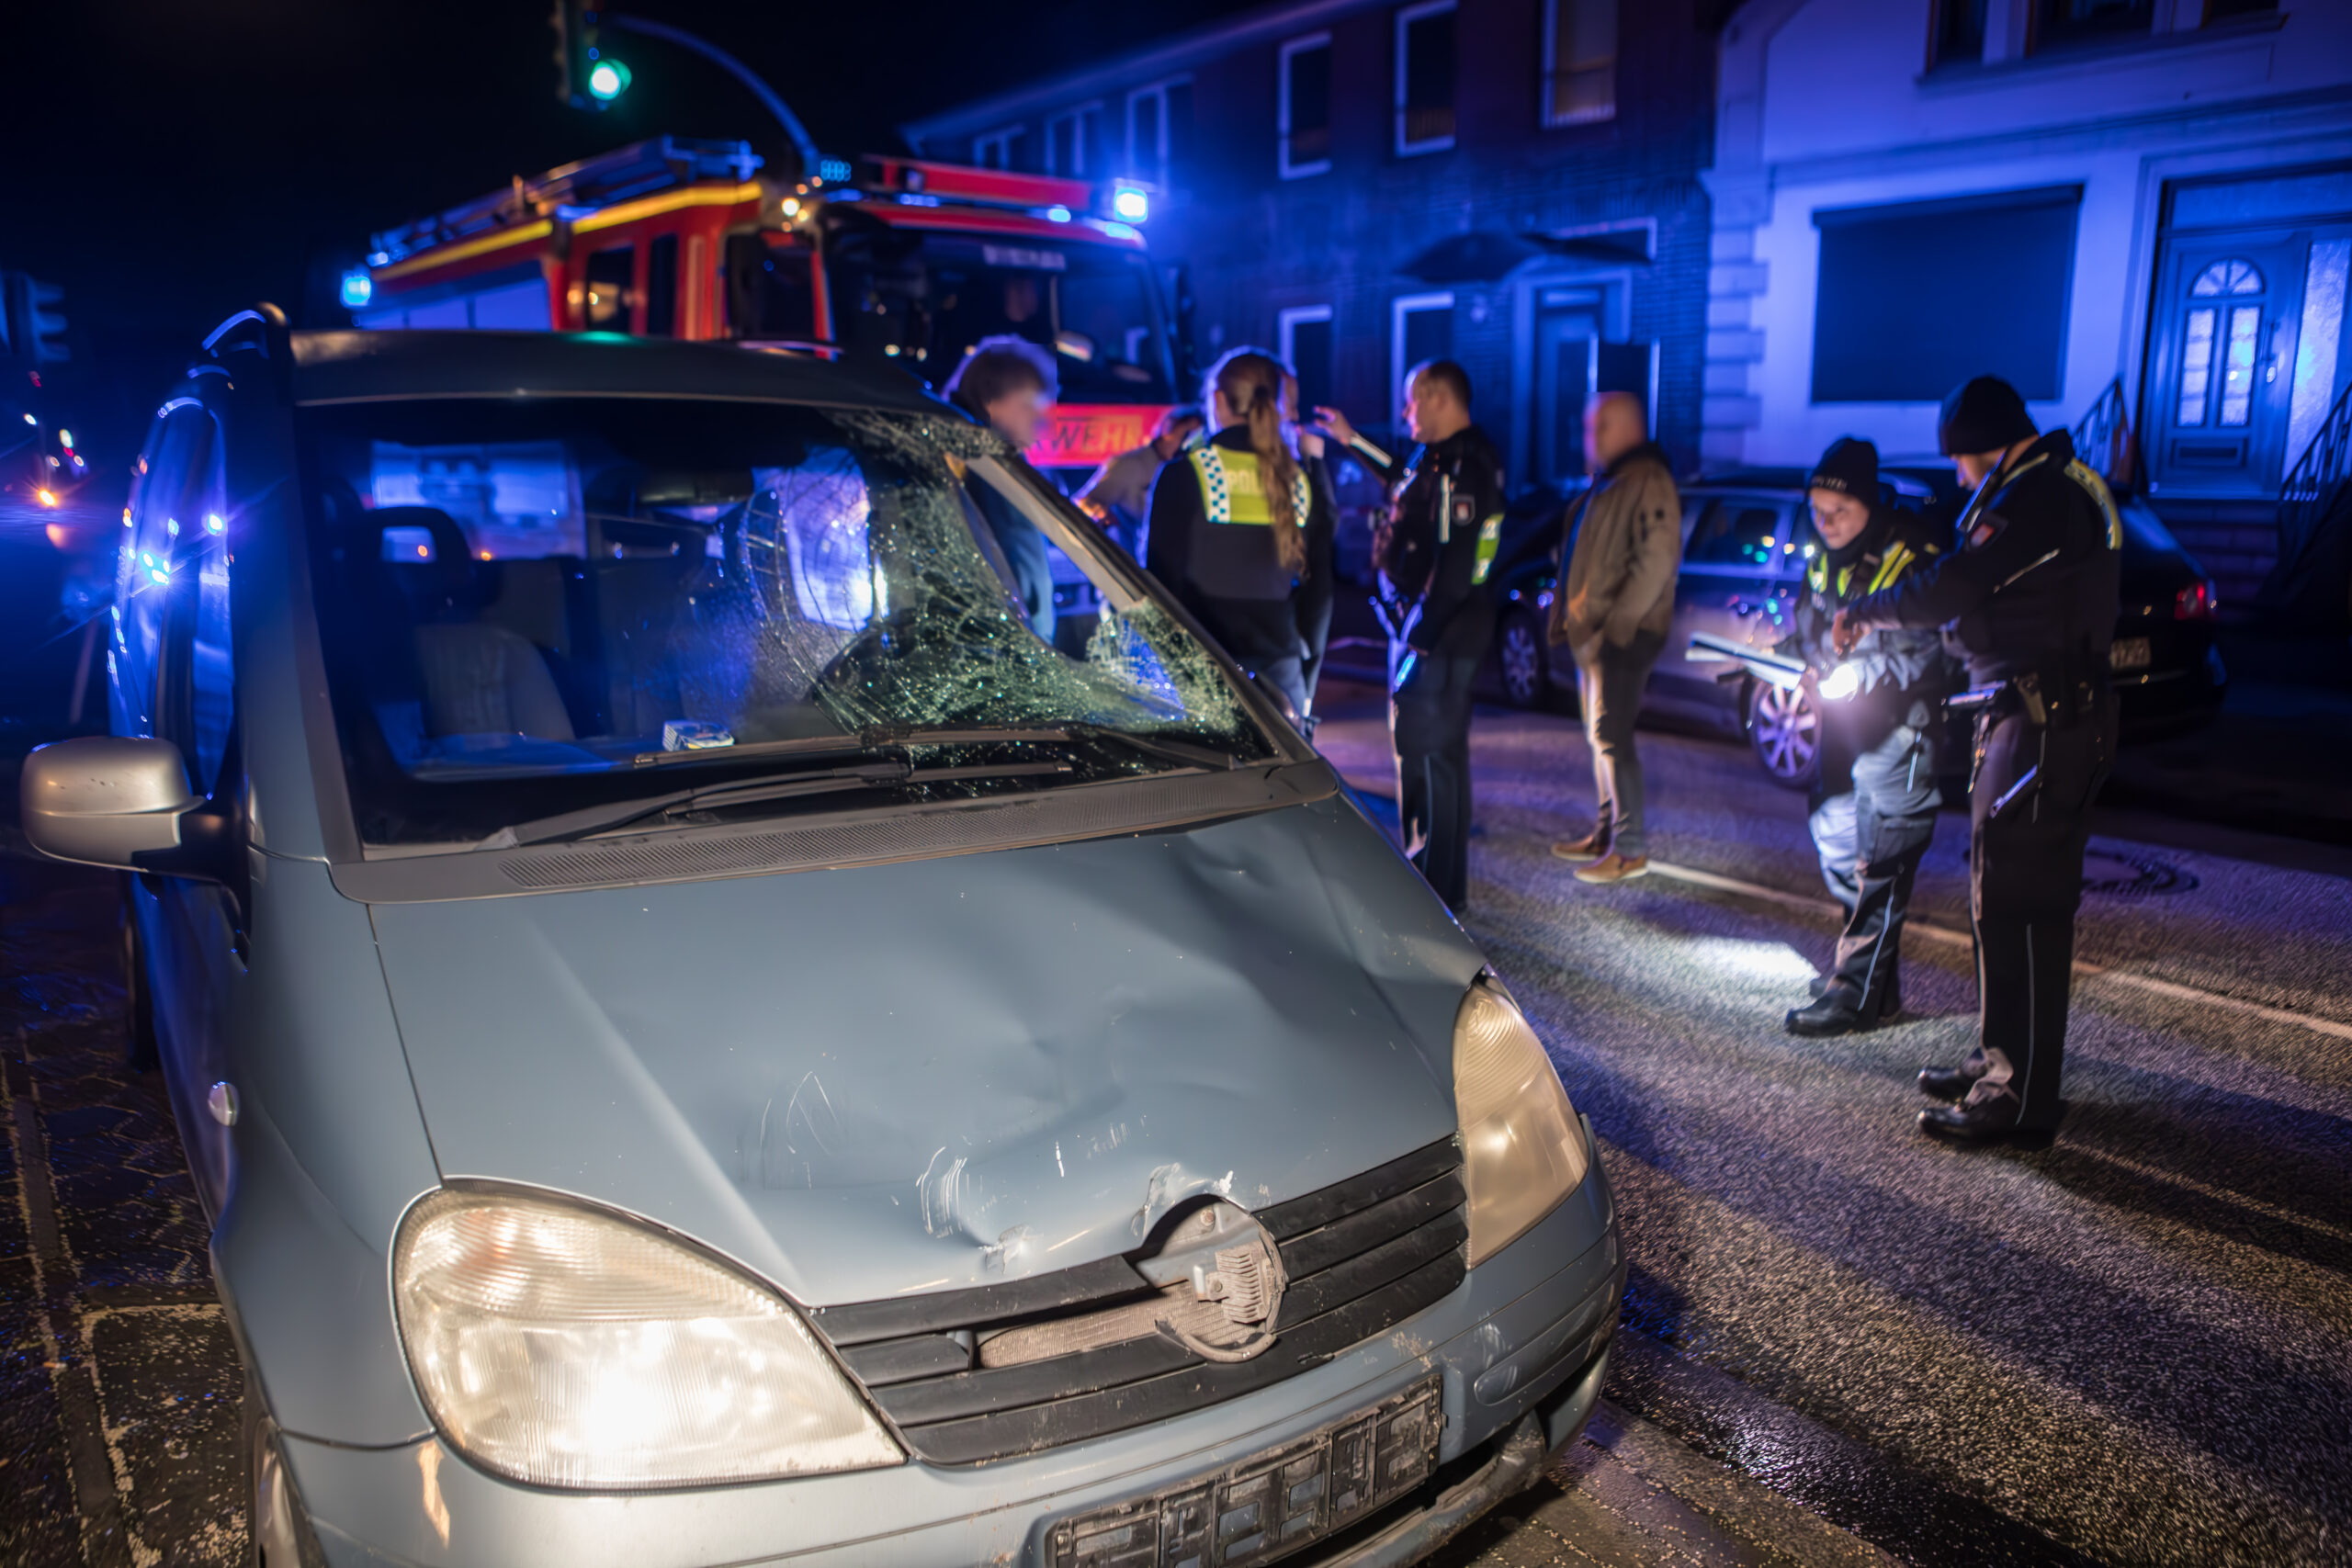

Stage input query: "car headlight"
[
  {"left": 392, "top": 1188, "right": 901, "bottom": 1490},
  {"left": 1454, "top": 977, "right": 1590, "bottom": 1267}
]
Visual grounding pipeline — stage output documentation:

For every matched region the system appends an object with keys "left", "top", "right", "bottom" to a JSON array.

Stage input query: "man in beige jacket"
[{"left": 1546, "top": 392, "right": 1681, "bottom": 884}]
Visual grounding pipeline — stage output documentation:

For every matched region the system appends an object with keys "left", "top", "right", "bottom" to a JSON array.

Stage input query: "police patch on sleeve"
[{"left": 1965, "top": 513, "right": 2007, "bottom": 550}]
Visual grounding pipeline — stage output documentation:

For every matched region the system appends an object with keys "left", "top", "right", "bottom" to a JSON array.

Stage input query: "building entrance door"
[
  {"left": 1534, "top": 293, "right": 1600, "bottom": 487},
  {"left": 2145, "top": 234, "right": 2311, "bottom": 495}
]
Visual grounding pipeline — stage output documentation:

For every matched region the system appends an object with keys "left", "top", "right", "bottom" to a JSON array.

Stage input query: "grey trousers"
[{"left": 1575, "top": 630, "right": 1666, "bottom": 860}]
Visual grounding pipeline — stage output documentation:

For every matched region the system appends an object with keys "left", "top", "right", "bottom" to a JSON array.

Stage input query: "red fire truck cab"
[{"left": 356, "top": 137, "right": 1183, "bottom": 479}]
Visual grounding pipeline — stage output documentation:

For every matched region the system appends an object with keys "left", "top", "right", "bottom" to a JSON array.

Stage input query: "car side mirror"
[{"left": 19, "top": 737, "right": 219, "bottom": 876}]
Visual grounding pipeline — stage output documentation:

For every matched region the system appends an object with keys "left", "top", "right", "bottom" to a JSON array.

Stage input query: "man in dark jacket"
[
  {"left": 1836, "top": 377, "right": 2122, "bottom": 1141},
  {"left": 1315, "top": 360, "right": 1503, "bottom": 913},
  {"left": 1781, "top": 438, "right": 1952, "bottom": 1037}
]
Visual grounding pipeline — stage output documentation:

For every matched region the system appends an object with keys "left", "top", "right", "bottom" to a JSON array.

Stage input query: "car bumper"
[{"left": 287, "top": 1146, "right": 1621, "bottom": 1568}]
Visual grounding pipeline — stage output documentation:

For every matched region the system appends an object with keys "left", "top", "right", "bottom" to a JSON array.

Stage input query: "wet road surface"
[
  {"left": 5, "top": 684, "right": 2348, "bottom": 1565},
  {"left": 1319, "top": 683, "right": 2352, "bottom": 1568}
]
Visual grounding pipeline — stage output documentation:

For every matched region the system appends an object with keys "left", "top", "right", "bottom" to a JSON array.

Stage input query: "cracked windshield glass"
[{"left": 302, "top": 399, "right": 1272, "bottom": 846}]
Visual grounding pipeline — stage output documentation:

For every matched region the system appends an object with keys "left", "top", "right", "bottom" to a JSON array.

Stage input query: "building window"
[
  {"left": 1543, "top": 0, "right": 1617, "bottom": 128},
  {"left": 1280, "top": 34, "right": 1333, "bottom": 179},
  {"left": 1126, "top": 77, "right": 1194, "bottom": 187},
  {"left": 1395, "top": 1, "right": 1456, "bottom": 157},
  {"left": 1932, "top": 0, "right": 1988, "bottom": 65},
  {"left": 2178, "top": 260, "right": 2266, "bottom": 428},
  {"left": 1391, "top": 292, "right": 1454, "bottom": 407},
  {"left": 1046, "top": 105, "right": 1103, "bottom": 177},
  {"left": 1279, "top": 305, "right": 1336, "bottom": 417},
  {"left": 2036, "top": 0, "right": 2153, "bottom": 51},
  {"left": 1810, "top": 187, "right": 2081, "bottom": 403},
  {"left": 973, "top": 126, "right": 1023, "bottom": 171}
]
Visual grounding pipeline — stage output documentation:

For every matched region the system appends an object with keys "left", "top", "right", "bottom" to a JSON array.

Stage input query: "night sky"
[{"left": 4, "top": 0, "right": 1257, "bottom": 456}]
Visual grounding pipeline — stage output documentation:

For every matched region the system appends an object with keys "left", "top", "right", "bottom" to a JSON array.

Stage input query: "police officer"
[
  {"left": 1314, "top": 361, "right": 1504, "bottom": 913},
  {"left": 1145, "top": 348, "right": 1334, "bottom": 723},
  {"left": 1834, "top": 377, "right": 2122, "bottom": 1141},
  {"left": 1781, "top": 438, "right": 1951, "bottom": 1037}
]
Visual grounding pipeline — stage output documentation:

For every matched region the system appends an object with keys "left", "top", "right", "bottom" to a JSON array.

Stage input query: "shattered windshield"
[{"left": 301, "top": 399, "right": 1272, "bottom": 846}]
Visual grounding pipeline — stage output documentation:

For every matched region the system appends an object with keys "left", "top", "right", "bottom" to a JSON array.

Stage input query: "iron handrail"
[
  {"left": 2274, "top": 378, "right": 2352, "bottom": 581},
  {"left": 2069, "top": 376, "right": 2138, "bottom": 491}
]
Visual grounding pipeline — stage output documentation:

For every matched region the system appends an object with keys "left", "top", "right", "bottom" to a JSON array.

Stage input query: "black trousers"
[
  {"left": 1959, "top": 696, "right": 2117, "bottom": 1129},
  {"left": 1391, "top": 644, "right": 1480, "bottom": 913},
  {"left": 1808, "top": 719, "right": 1939, "bottom": 1014}
]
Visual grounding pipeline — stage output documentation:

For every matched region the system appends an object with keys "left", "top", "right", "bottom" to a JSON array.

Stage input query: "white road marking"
[{"left": 1642, "top": 860, "right": 2352, "bottom": 1043}]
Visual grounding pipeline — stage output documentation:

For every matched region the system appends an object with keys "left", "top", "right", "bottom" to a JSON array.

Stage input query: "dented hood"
[{"left": 368, "top": 795, "right": 1480, "bottom": 1307}]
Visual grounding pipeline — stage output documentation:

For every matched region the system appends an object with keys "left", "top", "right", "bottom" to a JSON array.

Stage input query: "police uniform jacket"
[
  {"left": 1781, "top": 509, "right": 1952, "bottom": 750},
  {"left": 1145, "top": 426, "right": 1336, "bottom": 674},
  {"left": 1843, "top": 430, "right": 2121, "bottom": 717},
  {"left": 1349, "top": 425, "right": 1505, "bottom": 658}
]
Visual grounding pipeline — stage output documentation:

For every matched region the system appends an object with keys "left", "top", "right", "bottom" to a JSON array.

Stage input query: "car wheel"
[
  {"left": 121, "top": 886, "right": 158, "bottom": 1073},
  {"left": 1747, "top": 679, "right": 1820, "bottom": 790},
  {"left": 245, "top": 1380, "right": 329, "bottom": 1568},
  {"left": 1496, "top": 609, "right": 1549, "bottom": 710}
]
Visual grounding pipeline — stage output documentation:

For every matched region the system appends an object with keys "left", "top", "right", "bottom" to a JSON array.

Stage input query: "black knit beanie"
[
  {"left": 1805, "top": 436, "right": 1880, "bottom": 502},
  {"left": 1938, "top": 377, "right": 2037, "bottom": 457}
]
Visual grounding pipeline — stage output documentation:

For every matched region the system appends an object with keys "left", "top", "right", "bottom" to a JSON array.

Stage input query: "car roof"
[
  {"left": 286, "top": 330, "right": 955, "bottom": 415},
  {"left": 1692, "top": 466, "right": 1948, "bottom": 502}
]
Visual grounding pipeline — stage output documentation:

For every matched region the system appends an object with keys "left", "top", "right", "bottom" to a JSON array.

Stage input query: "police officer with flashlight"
[
  {"left": 1782, "top": 438, "right": 1951, "bottom": 1038},
  {"left": 1833, "top": 377, "right": 2121, "bottom": 1142}
]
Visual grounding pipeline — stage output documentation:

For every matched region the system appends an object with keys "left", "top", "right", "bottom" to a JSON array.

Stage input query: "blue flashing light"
[
  {"left": 167, "top": 517, "right": 180, "bottom": 536},
  {"left": 1101, "top": 221, "right": 1140, "bottom": 242},
  {"left": 205, "top": 513, "right": 226, "bottom": 535},
  {"left": 149, "top": 568, "right": 170, "bottom": 585},
  {"left": 340, "top": 269, "right": 374, "bottom": 310},
  {"left": 586, "top": 58, "right": 631, "bottom": 101},
  {"left": 1111, "top": 183, "right": 1149, "bottom": 222},
  {"left": 818, "top": 157, "right": 854, "bottom": 185},
  {"left": 20, "top": 412, "right": 33, "bottom": 426},
  {"left": 1045, "top": 205, "right": 1073, "bottom": 223}
]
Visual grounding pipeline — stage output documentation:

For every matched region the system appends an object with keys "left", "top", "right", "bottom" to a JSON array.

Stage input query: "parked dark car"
[{"left": 1490, "top": 466, "right": 2226, "bottom": 788}]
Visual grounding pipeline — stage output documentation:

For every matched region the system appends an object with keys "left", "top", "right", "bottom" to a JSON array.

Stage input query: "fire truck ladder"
[{"left": 368, "top": 137, "right": 765, "bottom": 265}]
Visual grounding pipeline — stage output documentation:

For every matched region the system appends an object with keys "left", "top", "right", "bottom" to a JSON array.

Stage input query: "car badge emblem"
[{"left": 1154, "top": 1201, "right": 1287, "bottom": 1363}]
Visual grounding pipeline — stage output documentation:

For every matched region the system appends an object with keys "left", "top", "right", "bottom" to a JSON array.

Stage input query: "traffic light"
[
  {"left": 1, "top": 274, "right": 69, "bottom": 366},
  {"left": 551, "top": 0, "right": 629, "bottom": 110}
]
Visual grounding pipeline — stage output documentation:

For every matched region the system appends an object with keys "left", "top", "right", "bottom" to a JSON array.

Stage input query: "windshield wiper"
[
  {"left": 486, "top": 760, "right": 912, "bottom": 848},
  {"left": 1057, "top": 724, "right": 1238, "bottom": 772},
  {"left": 483, "top": 756, "right": 1083, "bottom": 850}
]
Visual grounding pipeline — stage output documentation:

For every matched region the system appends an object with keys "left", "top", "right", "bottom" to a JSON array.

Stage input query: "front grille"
[{"left": 806, "top": 1139, "right": 1466, "bottom": 1465}]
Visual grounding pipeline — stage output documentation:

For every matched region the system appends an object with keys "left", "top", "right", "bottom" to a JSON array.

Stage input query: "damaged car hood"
[{"left": 368, "top": 795, "right": 1481, "bottom": 1306}]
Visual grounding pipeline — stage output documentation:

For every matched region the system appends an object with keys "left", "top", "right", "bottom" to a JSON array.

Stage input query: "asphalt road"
[
  {"left": 1317, "top": 682, "right": 2352, "bottom": 1568},
  {"left": 4, "top": 684, "right": 2348, "bottom": 1566}
]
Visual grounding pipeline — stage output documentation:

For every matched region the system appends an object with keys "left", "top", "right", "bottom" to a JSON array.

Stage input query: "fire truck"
[{"left": 355, "top": 136, "right": 1184, "bottom": 482}]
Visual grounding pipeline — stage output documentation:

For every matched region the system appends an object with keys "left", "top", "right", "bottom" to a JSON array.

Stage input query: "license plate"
[
  {"left": 1045, "top": 1379, "right": 1443, "bottom": 1568},
  {"left": 2110, "top": 637, "right": 2152, "bottom": 671}
]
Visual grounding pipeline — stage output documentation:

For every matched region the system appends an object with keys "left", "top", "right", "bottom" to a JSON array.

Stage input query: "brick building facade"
[{"left": 902, "top": 0, "right": 1729, "bottom": 490}]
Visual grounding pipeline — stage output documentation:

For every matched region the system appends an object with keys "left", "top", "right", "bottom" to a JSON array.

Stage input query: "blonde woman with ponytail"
[{"left": 1144, "top": 347, "right": 1335, "bottom": 726}]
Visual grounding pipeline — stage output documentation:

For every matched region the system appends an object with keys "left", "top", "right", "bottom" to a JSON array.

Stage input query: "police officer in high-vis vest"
[
  {"left": 1781, "top": 437, "right": 1952, "bottom": 1038},
  {"left": 1145, "top": 348, "right": 1334, "bottom": 723},
  {"left": 1835, "top": 377, "right": 2122, "bottom": 1142},
  {"left": 1314, "top": 360, "right": 1504, "bottom": 914}
]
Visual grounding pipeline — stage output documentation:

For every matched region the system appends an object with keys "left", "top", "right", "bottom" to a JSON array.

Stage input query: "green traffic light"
[{"left": 587, "top": 57, "right": 631, "bottom": 101}]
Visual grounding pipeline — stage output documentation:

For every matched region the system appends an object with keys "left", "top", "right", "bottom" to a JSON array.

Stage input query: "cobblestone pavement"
[{"left": 2, "top": 851, "right": 243, "bottom": 1568}]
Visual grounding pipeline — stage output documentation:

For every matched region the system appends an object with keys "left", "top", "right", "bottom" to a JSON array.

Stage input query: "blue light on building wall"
[{"left": 340, "top": 270, "right": 374, "bottom": 310}]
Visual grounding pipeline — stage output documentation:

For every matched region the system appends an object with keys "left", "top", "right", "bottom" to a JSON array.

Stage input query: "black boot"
[
  {"left": 1917, "top": 1086, "right": 2060, "bottom": 1143},
  {"left": 1879, "top": 967, "right": 1903, "bottom": 1021},
  {"left": 1786, "top": 987, "right": 1871, "bottom": 1037},
  {"left": 1917, "top": 1062, "right": 1983, "bottom": 1099}
]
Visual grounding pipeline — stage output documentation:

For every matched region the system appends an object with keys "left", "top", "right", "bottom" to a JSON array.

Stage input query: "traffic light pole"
[{"left": 604, "top": 16, "right": 821, "bottom": 183}]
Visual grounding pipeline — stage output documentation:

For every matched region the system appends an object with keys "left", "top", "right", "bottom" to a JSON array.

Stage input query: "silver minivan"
[{"left": 23, "top": 316, "right": 1622, "bottom": 1567}]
